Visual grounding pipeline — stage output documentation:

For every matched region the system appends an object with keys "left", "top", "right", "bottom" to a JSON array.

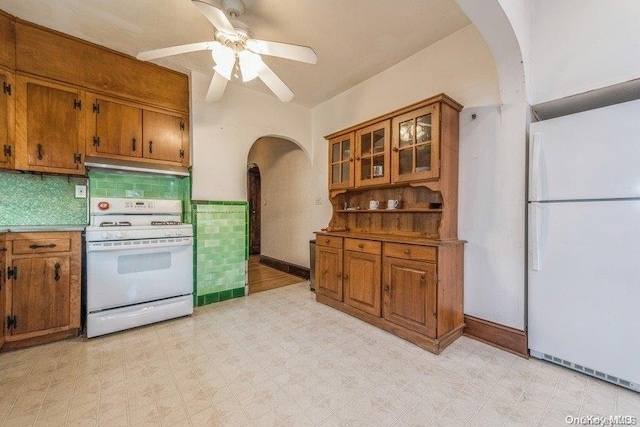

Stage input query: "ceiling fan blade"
[
  {"left": 192, "top": 0, "right": 236, "bottom": 36},
  {"left": 257, "top": 62, "right": 294, "bottom": 102},
  {"left": 247, "top": 39, "right": 317, "bottom": 64},
  {"left": 136, "top": 41, "right": 213, "bottom": 61},
  {"left": 206, "top": 72, "right": 229, "bottom": 102}
]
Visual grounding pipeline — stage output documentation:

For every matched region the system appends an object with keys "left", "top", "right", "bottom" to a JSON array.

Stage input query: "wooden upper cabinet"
[
  {"left": 391, "top": 103, "right": 440, "bottom": 183},
  {"left": 88, "top": 94, "right": 143, "bottom": 159},
  {"left": 15, "top": 76, "right": 84, "bottom": 175},
  {"left": 355, "top": 120, "right": 390, "bottom": 187},
  {"left": 142, "top": 110, "right": 187, "bottom": 165},
  {"left": 328, "top": 132, "right": 355, "bottom": 190},
  {"left": 0, "top": 71, "right": 15, "bottom": 170},
  {"left": 0, "top": 12, "right": 16, "bottom": 70}
]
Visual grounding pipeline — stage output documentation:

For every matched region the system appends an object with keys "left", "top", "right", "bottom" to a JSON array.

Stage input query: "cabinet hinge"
[
  {"left": 3, "top": 144, "right": 11, "bottom": 158},
  {"left": 179, "top": 149, "right": 185, "bottom": 159},
  {"left": 2, "top": 82, "right": 11, "bottom": 95},
  {"left": 180, "top": 121, "right": 185, "bottom": 131},
  {"left": 93, "top": 103, "right": 100, "bottom": 114},
  {"left": 73, "top": 99, "right": 82, "bottom": 110},
  {"left": 6, "top": 315, "right": 17, "bottom": 330},
  {"left": 7, "top": 266, "right": 17, "bottom": 280},
  {"left": 74, "top": 153, "right": 82, "bottom": 164},
  {"left": 93, "top": 136, "right": 100, "bottom": 147}
]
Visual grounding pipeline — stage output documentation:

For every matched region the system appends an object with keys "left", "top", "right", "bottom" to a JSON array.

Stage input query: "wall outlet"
[
  {"left": 314, "top": 197, "right": 323, "bottom": 205},
  {"left": 75, "top": 185, "right": 87, "bottom": 198}
]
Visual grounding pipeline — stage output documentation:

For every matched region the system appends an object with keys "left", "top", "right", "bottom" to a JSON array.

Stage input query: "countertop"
[
  {"left": 0, "top": 225, "right": 86, "bottom": 233},
  {"left": 315, "top": 230, "right": 466, "bottom": 246}
]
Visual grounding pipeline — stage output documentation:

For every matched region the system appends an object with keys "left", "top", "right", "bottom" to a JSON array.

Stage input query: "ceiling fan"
[{"left": 136, "top": 0, "right": 317, "bottom": 103}]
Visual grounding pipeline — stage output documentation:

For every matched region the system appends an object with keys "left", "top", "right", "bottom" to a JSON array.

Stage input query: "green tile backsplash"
[
  {"left": 88, "top": 170, "right": 189, "bottom": 200},
  {"left": 192, "top": 201, "right": 248, "bottom": 307},
  {"left": 0, "top": 172, "right": 88, "bottom": 226}
]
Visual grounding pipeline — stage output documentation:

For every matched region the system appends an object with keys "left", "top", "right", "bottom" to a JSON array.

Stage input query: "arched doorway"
[{"left": 247, "top": 165, "right": 261, "bottom": 255}]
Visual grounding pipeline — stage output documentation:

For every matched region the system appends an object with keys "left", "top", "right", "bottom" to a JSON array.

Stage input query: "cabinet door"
[
  {"left": 344, "top": 250, "right": 381, "bottom": 316},
  {"left": 355, "top": 121, "right": 390, "bottom": 187},
  {"left": 91, "top": 96, "right": 143, "bottom": 158},
  {"left": 328, "top": 133, "right": 354, "bottom": 190},
  {"left": 11, "top": 256, "right": 71, "bottom": 336},
  {"left": 142, "top": 110, "right": 186, "bottom": 164},
  {"left": 16, "top": 77, "right": 84, "bottom": 174},
  {"left": 0, "top": 71, "right": 14, "bottom": 170},
  {"left": 383, "top": 257, "right": 437, "bottom": 337},
  {"left": 391, "top": 104, "right": 440, "bottom": 183},
  {"left": 0, "top": 235, "right": 5, "bottom": 348},
  {"left": 316, "top": 245, "right": 343, "bottom": 301}
]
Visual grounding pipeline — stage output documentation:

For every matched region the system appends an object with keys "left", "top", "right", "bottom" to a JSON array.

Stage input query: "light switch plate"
[{"left": 75, "top": 185, "right": 87, "bottom": 198}]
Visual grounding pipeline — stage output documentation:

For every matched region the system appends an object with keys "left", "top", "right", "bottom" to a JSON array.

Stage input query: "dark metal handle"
[
  {"left": 37, "top": 143, "right": 43, "bottom": 160},
  {"left": 54, "top": 263, "right": 61, "bottom": 281},
  {"left": 29, "top": 243, "right": 56, "bottom": 249},
  {"left": 149, "top": 140, "right": 153, "bottom": 154},
  {"left": 132, "top": 138, "right": 136, "bottom": 151}
]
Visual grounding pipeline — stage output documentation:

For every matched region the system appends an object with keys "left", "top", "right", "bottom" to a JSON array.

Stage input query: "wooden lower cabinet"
[
  {"left": 315, "top": 234, "right": 464, "bottom": 354},
  {"left": 2, "top": 232, "right": 81, "bottom": 350}
]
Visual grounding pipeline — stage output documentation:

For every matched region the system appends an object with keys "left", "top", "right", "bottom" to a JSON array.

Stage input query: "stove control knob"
[
  {"left": 115, "top": 231, "right": 123, "bottom": 239},
  {"left": 175, "top": 230, "right": 182, "bottom": 236},
  {"left": 164, "top": 231, "right": 171, "bottom": 237},
  {"left": 102, "top": 232, "right": 112, "bottom": 239}
]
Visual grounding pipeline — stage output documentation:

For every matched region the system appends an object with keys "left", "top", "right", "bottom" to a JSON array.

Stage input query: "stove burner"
[
  {"left": 151, "top": 221, "right": 183, "bottom": 226},
  {"left": 99, "top": 221, "right": 132, "bottom": 227}
]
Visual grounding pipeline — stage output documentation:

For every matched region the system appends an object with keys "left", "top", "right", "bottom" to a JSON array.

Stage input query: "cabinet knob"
[
  {"left": 420, "top": 275, "right": 426, "bottom": 283},
  {"left": 343, "top": 275, "right": 349, "bottom": 280},
  {"left": 358, "top": 243, "right": 364, "bottom": 249},
  {"left": 392, "top": 147, "right": 399, "bottom": 152},
  {"left": 349, "top": 157, "right": 354, "bottom": 162},
  {"left": 383, "top": 286, "right": 390, "bottom": 292},
  {"left": 325, "top": 239, "right": 330, "bottom": 244},
  {"left": 403, "top": 249, "right": 411, "bottom": 255},
  {"left": 337, "top": 272, "right": 341, "bottom": 278},
  {"left": 356, "top": 156, "right": 360, "bottom": 161}
]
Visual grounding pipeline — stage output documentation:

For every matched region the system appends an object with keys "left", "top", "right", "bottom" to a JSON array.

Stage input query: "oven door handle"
[{"left": 86, "top": 238, "right": 193, "bottom": 253}]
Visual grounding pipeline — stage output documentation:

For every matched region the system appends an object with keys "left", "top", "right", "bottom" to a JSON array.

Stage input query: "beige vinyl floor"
[{"left": 0, "top": 282, "right": 638, "bottom": 427}]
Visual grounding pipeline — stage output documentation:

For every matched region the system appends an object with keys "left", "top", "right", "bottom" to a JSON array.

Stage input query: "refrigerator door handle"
[
  {"left": 530, "top": 132, "right": 542, "bottom": 201},
  {"left": 530, "top": 203, "right": 542, "bottom": 271}
]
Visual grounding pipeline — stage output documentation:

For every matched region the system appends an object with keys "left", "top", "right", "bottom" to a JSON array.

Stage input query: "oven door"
[{"left": 86, "top": 237, "right": 193, "bottom": 312}]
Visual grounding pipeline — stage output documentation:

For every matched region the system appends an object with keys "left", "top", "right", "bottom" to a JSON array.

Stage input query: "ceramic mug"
[
  {"left": 373, "top": 165, "right": 383, "bottom": 177},
  {"left": 369, "top": 200, "right": 380, "bottom": 210},
  {"left": 387, "top": 199, "right": 399, "bottom": 209}
]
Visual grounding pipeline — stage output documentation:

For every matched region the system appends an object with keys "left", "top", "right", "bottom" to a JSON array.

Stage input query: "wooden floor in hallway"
[{"left": 248, "top": 255, "right": 307, "bottom": 294}]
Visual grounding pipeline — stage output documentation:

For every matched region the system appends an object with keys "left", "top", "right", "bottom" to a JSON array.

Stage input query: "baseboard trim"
[
  {"left": 259, "top": 255, "right": 310, "bottom": 280},
  {"left": 463, "top": 315, "right": 529, "bottom": 358}
]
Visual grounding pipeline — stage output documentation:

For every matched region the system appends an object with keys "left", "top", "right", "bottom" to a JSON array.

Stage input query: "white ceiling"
[{"left": 0, "top": 0, "right": 471, "bottom": 107}]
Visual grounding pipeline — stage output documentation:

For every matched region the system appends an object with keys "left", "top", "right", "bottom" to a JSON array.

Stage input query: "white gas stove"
[{"left": 85, "top": 197, "right": 194, "bottom": 338}]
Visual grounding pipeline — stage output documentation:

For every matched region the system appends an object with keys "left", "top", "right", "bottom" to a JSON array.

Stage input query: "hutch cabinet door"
[
  {"left": 328, "top": 132, "right": 355, "bottom": 190},
  {"left": 391, "top": 104, "right": 440, "bottom": 183},
  {"left": 142, "top": 110, "right": 187, "bottom": 164},
  {"left": 316, "top": 245, "right": 343, "bottom": 301},
  {"left": 90, "top": 95, "right": 143, "bottom": 159},
  {"left": 16, "top": 77, "right": 84, "bottom": 174},
  {"left": 0, "top": 71, "right": 14, "bottom": 170},
  {"left": 343, "top": 250, "right": 381, "bottom": 316},
  {"left": 355, "top": 120, "right": 390, "bottom": 187},
  {"left": 383, "top": 257, "right": 437, "bottom": 338},
  {"left": 10, "top": 256, "right": 71, "bottom": 336}
]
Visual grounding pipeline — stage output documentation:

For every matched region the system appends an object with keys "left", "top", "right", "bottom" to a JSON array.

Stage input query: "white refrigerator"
[{"left": 528, "top": 99, "right": 640, "bottom": 392}]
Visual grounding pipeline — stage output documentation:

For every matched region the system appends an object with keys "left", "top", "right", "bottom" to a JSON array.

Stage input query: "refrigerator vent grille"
[{"left": 531, "top": 350, "right": 638, "bottom": 392}]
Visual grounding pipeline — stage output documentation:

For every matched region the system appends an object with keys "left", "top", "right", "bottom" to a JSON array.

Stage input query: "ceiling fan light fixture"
[{"left": 239, "top": 50, "right": 262, "bottom": 82}]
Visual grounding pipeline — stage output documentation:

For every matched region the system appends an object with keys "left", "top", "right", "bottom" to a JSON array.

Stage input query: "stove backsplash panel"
[{"left": 0, "top": 172, "right": 88, "bottom": 226}]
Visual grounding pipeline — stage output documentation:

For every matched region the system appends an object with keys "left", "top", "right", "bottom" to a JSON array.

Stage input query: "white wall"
[
  {"left": 248, "top": 137, "right": 312, "bottom": 267},
  {"left": 311, "top": 25, "right": 527, "bottom": 330},
  {"left": 190, "top": 72, "right": 312, "bottom": 201},
  {"left": 530, "top": 0, "right": 640, "bottom": 104}
]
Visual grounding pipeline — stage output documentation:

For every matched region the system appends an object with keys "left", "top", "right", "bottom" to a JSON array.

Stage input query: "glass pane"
[
  {"left": 372, "top": 155, "right": 384, "bottom": 177},
  {"left": 332, "top": 143, "right": 340, "bottom": 163},
  {"left": 399, "top": 120, "right": 414, "bottom": 148},
  {"left": 361, "top": 133, "right": 372, "bottom": 156},
  {"left": 416, "top": 115, "right": 431, "bottom": 143},
  {"left": 416, "top": 143, "right": 431, "bottom": 172},
  {"left": 342, "top": 140, "right": 351, "bottom": 161},
  {"left": 399, "top": 148, "right": 412, "bottom": 175},
  {"left": 332, "top": 164, "right": 340, "bottom": 184},
  {"left": 341, "top": 162, "right": 350, "bottom": 183},
  {"left": 361, "top": 157, "right": 371, "bottom": 180},
  {"left": 373, "top": 129, "right": 385, "bottom": 153}
]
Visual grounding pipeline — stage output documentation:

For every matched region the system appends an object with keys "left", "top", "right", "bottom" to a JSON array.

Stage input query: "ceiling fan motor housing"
[{"left": 222, "top": 0, "right": 245, "bottom": 18}]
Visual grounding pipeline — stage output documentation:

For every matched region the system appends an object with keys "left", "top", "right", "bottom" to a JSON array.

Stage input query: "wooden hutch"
[{"left": 315, "top": 94, "right": 465, "bottom": 354}]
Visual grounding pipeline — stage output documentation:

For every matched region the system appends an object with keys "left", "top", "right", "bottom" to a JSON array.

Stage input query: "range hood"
[{"left": 84, "top": 156, "right": 190, "bottom": 177}]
